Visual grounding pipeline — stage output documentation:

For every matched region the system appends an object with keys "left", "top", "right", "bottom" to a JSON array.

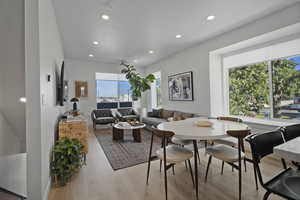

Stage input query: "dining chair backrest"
[
  {"left": 227, "top": 129, "right": 250, "bottom": 139},
  {"left": 247, "top": 130, "right": 285, "bottom": 163},
  {"left": 217, "top": 116, "right": 243, "bottom": 123},
  {"left": 150, "top": 126, "right": 174, "bottom": 138},
  {"left": 246, "top": 130, "right": 285, "bottom": 186},
  {"left": 280, "top": 124, "right": 300, "bottom": 142}
]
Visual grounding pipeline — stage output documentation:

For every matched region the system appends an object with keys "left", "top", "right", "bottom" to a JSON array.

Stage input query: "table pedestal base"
[{"left": 113, "top": 127, "right": 142, "bottom": 143}]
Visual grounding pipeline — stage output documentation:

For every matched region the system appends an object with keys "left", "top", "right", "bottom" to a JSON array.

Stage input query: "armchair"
[
  {"left": 91, "top": 109, "right": 115, "bottom": 130},
  {"left": 116, "top": 108, "right": 139, "bottom": 121}
]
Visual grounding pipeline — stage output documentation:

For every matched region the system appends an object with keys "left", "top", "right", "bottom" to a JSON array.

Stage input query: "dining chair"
[
  {"left": 280, "top": 124, "right": 300, "bottom": 168},
  {"left": 281, "top": 123, "right": 300, "bottom": 141},
  {"left": 205, "top": 129, "right": 251, "bottom": 200},
  {"left": 146, "top": 127, "right": 195, "bottom": 200},
  {"left": 247, "top": 130, "right": 300, "bottom": 200},
  {"left": 213, "top": 117, "right": 247, "bottom": 171}
]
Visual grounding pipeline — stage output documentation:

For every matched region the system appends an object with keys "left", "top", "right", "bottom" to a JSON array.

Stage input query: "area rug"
[{"left": 94, "top": 127, "right": 161, "bottom": 170}]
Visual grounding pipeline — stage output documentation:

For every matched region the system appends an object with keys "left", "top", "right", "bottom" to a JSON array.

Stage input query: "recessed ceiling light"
[
  {"left": 207, "top": 15, "right": 215, "bottom": 21},
  {"left": 89, "top": 54, "right": 94, "bottom": 57},
  {"left": 175, "top": 34, "right": 182, "bottom": 39},
  {"left": 19, "top": 97, "right": 27, "bottom": 103},
  {"left": 101, "top": 14, "right": 110, "bottom": 20},
  {"left": 148, "top": 50, "right": 154, "bottom": 54},
  {"left": 133, "top": 59, "right": 138, "bottom": 63},
  {"left": 93, "top": 41, "right": 99, "bottom": 45}
]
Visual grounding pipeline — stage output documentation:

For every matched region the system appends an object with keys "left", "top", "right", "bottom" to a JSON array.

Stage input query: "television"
[{"left": 56, "top": 61, "right": 65, "bottom": 106}]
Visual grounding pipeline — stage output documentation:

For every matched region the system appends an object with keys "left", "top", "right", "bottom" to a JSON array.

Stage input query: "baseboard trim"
[{"left": 42, "top": 179, "right": 51, "bottom": 200}]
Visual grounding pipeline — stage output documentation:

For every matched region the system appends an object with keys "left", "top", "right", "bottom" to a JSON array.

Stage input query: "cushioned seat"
[
  {"left": 95, "top": 117, "right": 115, "bottom": 124},
  {"left": 91, "top": 109, "right": 115, "bottom": 129},
  {"left": 206, "top": 144, "right": 245, "bottom": 163},
  {"left": 156, "top": 145, "right": 193, "bottom": 164},
  {"left": 171, "top": 137, "right": 193, "bottom": 146},
  {"left": 214, "top": 137, "right": 238, "bottom": 147},
  {"left": 142, "top": 117, "right": 167, "bottom": 127},
  {"left": 116, "top": 108, "right": 139, "bottom": 121},
  {"left": 122, "top": 115, "right": 139, "bottom": 121},
  {"left": 264, "top": 168, "right": 300, "bottom": 200}
]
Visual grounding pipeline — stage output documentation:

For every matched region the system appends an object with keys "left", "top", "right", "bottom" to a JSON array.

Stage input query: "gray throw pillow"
[{"left": 152, "top": 109, "right": 162, "bottom": 118}]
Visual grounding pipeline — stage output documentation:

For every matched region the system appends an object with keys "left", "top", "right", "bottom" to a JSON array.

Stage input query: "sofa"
[
  {"left": 142, "top": 109, "right": 200, "bottom": 128},
  {"left": 116, "top": 108, "right": 139, "bottom": 121},
  {"left": 91, "top": 109, "right": 116, "bottom": 130}
]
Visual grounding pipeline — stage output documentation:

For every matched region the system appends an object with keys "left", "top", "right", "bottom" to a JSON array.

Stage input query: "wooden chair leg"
[
  {"left": 172, "top": 165, "right": 175, "bottom": 175},
  {"left": 160, "top": 160, "right": 162, "bottom": 172},
  {"left": 244, "top": 158, "right": 247, "bottom": 172},
  {"left": 184, "top": 160, "right": 188, "bottom": 170},
  {"left": 253, "top": 162, "right": 258, "bottom": 190},
  {"left": 163, "top": 138, "right": 168, "bottom": 200},
  {"left": 221, "top": 161, "right": 225, "bottom": 175},
  {"left": 146, "top": 134, "right": 154, "bottom": 184},
  {"left": 205, "top": 155, "right": 212, "bottom": 182},
  {"left": 238, "top": 141, "right": 242, "bottom": 200},
  {"left": 188, "top": 160, "right": 195, "bottom": 187},
  {"left": 263, "top": 191, "right": 271, "bottom": 200}
]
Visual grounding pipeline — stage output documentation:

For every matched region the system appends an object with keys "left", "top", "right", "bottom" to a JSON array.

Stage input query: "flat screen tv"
[{"left": 56, "top": 61, "right": 65, "bottom": 106}]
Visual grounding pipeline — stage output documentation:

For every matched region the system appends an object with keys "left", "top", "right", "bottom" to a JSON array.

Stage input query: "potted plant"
[
  {"left": 50, "top": 137, "right": 85, "bottom": 186},
  {"left": 121, "top": 62, "right": 155, "bottom": 100}
]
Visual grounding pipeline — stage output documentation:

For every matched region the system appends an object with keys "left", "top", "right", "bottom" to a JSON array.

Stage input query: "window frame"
[
  {"left": 96, "top": 79, "right": 132, "bottom": 102},
  {"left": 224, "top": 54, "right": 300, "bottom": 121}
]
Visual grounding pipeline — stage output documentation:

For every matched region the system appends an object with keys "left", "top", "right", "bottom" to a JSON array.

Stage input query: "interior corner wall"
[
  {"left": 64, "top": 59, "right": 145, "bottom": 122},
  {"left": 25, "top": 0, "right": 64, "bottom": 199},
  {"left": 0, "top": 0, "right": 25, "bottom": 156},
  {"left": 39, "top": 0, "right": 65, "bottom": 198},
  {"left": 144, "top": 2, "right": 300, "bottom": 115}
]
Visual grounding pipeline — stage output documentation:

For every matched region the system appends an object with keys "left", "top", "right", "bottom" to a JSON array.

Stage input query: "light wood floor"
[{"left": 48, "top": 127, "right": 285, "bottom": 200}]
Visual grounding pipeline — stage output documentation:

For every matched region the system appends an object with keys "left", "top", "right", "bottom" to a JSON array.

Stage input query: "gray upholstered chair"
[
  {"left": 91, "top": 109, "right": 115, "bottom": 130},
  {"left": 116, "top": 108, "right": 139, "bottom": 121}
]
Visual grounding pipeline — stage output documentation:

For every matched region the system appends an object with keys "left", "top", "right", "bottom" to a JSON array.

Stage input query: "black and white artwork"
[{"left": 168, "top": 71, "right": 194, "bottom": 101}]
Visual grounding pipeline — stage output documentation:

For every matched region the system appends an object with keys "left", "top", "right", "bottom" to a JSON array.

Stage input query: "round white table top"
[
  {"left": 157, "top": 117, "right": 249, "bottom": 140},
  {"left": 113, "top": 122, "right": 146, "bottom": 130}
]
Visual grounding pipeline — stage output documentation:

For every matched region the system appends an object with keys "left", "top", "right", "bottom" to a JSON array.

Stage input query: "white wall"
[
  {"left": 25, "top": 0, "right": 64, "bottom": 199},
  {"left": 65, "top": 59, "right": 145, "bottom": 121},
  {"left": 39, "top": 0, "right": 65, "bottom": 198},
  {"left": 144, "top": 3, "right": 300, "bottom": 115},
  {"left": 0, "top": 0, "right": 26, "bottom": 154}
]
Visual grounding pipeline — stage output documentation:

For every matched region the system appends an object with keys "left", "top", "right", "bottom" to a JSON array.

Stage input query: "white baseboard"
[{"left": 42, "top": 179, "right": 51, "bottom": 200}]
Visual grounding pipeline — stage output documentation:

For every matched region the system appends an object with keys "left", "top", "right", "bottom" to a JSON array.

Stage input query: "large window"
[
  {"left": 229, "top": 55, "right": 300, "bottom": 120},
  {"left": 96, "top": 73, "right": 132, "bottom": 102}
]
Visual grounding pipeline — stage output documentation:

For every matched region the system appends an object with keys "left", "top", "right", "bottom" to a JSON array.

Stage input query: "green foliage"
[
  {"left": 51, "top": 138, "right": 85, "bottom": 186},
  {"left": 272, "top": 59, "right": 300, "bottom": 116},
  {"left": 229, "top": 58, "right": 300, "bottom": 118},
  {"left": 229, "top": 62, "right": 269, "bottom": 116},
  {"left": 121, "top": 62, "right": 155, "bottom": 99}
]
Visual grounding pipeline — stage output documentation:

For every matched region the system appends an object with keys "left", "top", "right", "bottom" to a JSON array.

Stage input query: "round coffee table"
[{"left": 112, "top": 122, "right": 146, "bottom": 142}]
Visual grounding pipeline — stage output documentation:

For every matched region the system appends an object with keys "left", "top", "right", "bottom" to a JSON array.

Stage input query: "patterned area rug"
[{"left": 95, "top": 127, "right": 161, "bottom": 170}]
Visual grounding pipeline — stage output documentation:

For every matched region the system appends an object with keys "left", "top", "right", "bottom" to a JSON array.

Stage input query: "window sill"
[{"left": 230, "top": 115, "right": 298, "bottom": 127}]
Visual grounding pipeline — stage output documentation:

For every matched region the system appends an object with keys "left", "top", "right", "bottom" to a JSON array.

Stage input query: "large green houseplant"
[
  {"left": 121, "top": 62, "right": 155, "bottom": 100},
  {"left": 51, "top": 137, "right": 85, "bottom": 186}
]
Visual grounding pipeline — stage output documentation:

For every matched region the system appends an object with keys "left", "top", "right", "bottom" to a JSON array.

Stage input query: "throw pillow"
[
  {"left": 161, "top": 109, "right": 174, "bottom": 119},
  {"left": 181, "top": 112, "right": 194, "bottom": 119},
  {"left": 152, "top": 109, "right": 162, "bottom": 118},
  {"left": 174, "top": 116, "right": 184, "bottom": 121}
]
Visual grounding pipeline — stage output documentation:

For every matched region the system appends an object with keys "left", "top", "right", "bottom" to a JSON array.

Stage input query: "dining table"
[
  {"left": 274, "top": 136, "right": 300, "bottom": 164},
  {"left": 157, "top": 117, "right": 249, "bottom": 200}
]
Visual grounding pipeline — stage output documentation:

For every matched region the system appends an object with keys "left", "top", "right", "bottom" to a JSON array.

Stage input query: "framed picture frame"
[
  {"left": 168, "top": 71, "right": 194, "bottom": 101},
  {"left": 75, "top": 81, "right": 88, "bottom": 98}
]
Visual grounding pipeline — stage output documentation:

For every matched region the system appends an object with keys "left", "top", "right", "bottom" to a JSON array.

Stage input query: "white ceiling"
[{"left": 53, "top": 0, "right": 299, "bottom": 67}]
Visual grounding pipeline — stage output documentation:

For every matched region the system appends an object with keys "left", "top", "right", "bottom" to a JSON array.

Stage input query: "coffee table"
[{"left": 112, "top": 122, "right": 146, "bottom": 142}]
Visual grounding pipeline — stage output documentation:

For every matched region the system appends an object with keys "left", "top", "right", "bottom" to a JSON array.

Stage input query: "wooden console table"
[{"left": 58, "top": 119, "right": 89, "bottom": 154}]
